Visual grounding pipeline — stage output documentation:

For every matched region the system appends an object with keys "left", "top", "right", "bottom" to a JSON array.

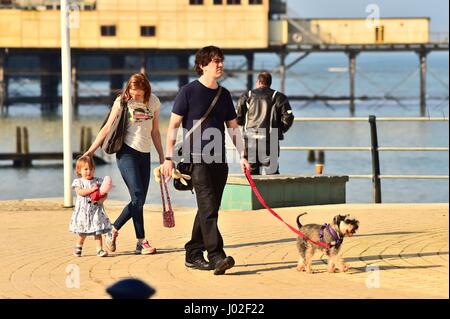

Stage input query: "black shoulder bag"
[
  {"left": 101, "top": 98, "right": 128, "bottom": 155},
  {"left": 173, "top": 86, "right": 223, "bottom": 192}
]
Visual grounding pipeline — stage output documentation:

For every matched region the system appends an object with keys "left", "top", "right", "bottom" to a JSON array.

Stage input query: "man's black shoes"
[
  {"left": 185, "top": 255, "right": 235, "bottom": 274},
  {"left": 213, "top": 256, "right": 235, "bottom": 275},
  {"left": 185, "top": 257, "right": 213, "bottom": 271}
]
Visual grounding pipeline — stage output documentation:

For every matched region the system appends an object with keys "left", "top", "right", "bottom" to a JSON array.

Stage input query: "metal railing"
[
  {"left": 285, "top": 116, "right": 449, "bottom": 203},
  {"left": 429, "top": 32, "right": 450, "bottom": 44}
]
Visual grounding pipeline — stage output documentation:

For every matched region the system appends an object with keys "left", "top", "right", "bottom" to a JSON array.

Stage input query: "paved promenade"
[{"left": 0, "top": 199, "right": 448, "bottom": 299}]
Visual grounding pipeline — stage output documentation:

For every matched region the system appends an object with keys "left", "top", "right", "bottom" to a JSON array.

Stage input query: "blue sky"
[{"left": 286, "top": 0, "right": 449, "bottom": 32}]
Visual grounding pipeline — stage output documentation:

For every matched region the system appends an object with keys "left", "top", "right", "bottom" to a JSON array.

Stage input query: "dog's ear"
[
  {"left": 333, "top": 214, "right": 343, "bottom": 225},
  {"left": 344, "top": 215, "right": 360, "bottom": 232},
  {"left": 332, "top": 215, "right": 339, "bottom": 225},
  {"left": 333, "top": 214, "right": 348, "bottom": 225}
]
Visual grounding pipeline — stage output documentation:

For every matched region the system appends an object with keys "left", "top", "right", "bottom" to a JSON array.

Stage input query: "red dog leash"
[{"left": 244, "top": 168, "right": 330, "bottom": 249}]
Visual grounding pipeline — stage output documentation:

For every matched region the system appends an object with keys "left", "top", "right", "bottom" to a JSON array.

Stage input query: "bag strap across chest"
[{"left": 184, "top": 86, "right": 223, "bottom": 141}]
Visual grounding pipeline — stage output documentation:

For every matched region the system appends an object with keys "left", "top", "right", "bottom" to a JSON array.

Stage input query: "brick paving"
[{"left": 0, "top": 199, "right": 447, "bottom": 299}]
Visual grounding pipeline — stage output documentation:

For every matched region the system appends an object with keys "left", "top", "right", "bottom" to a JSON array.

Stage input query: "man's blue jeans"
[{"left": 114, "top": 143, "right": 150, "bottom": 239}]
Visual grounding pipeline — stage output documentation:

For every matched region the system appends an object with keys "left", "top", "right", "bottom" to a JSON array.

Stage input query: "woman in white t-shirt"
[{"left": 84, "top": 73, "right": 165, "bottom": 255}]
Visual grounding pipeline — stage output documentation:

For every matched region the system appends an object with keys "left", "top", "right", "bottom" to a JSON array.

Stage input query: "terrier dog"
[{"left": 295, "top": 213, "right": 359, "bottom": 274}]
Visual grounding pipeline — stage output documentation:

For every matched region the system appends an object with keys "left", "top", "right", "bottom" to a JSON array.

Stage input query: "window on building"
[
  {"left": 141, "top": 26, "right": 156, "bottom": 37},
  {"left": 227, "top": 0, "right": 241, "bottom": 4},
  {"left": 213, "top": 0, "right": 223, "bottom": 4},
  {"left": 249, "top": 0, "right": 263, "bottom": 4},
  {"left": 189, "top": 0, "right": 203, "bottom": 4},
  {"left": 101, "top": 25, "right": 116, "bottom": 37}
]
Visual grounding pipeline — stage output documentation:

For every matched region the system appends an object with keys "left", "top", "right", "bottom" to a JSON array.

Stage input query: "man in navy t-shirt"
[
  {"left": 162, "top": 46, "right": 250, "bottom": 275},
  {"left": 171, "top": 79, "right": 237, "bottom": 163}
]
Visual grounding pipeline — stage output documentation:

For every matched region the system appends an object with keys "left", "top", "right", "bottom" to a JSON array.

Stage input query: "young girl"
[
  {"left": 83, "top": 73, "right": 165, "bottom": 255},
  {"left": 69, "top": 156, "right": 112, "bottom": 257}
]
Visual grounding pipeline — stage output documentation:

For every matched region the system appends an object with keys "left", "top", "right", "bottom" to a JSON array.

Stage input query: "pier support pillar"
[
  {"left": 40, "top": 54, "right": 60, "bottom": 111},
  {"left": 418, "top": 49, "right": 429, "bottom": 117},
  {"left": 0, "top": 52, "right": 6, "bottom": 113},
  {"left": 246, "top": 52, "right": 254, "bottom": 91},
  {"left": 71, "top": 57, "right": 78, "bottom": 112},
  {"left": 178, "top": 53, "right": 190, "bottom": 89},
  {"left": 110, "top": 55, "right": 124, "bottom": 100},
  {"left": 140, "top": 53, "right": 147, "bottom": 76},
  {"left": 278, "top": 49, "right": 287, "bottom": 93},
  {"left": 348, "top": 51, "right": 359, "bottom": 116}
]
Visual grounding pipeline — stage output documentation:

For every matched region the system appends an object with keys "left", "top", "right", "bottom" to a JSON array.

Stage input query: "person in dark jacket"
[{"left": 236, "top": 71, "right": 294, "bottom": 175}]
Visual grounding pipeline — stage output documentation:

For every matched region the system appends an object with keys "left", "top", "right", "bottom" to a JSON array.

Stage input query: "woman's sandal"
[
  {"left": 105, "top": 229, "right": 119, "bottom": 252},
  {"left": 73, "top": 246, "right": 82, "bottom": 257},
  {"left": 96, "top": 249, "right": 108, "bottom": 257}
]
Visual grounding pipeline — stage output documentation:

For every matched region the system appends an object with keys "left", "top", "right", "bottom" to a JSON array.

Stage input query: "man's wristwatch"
[{"left": 165, "top": 156, "right": 173, "bottom": 161}]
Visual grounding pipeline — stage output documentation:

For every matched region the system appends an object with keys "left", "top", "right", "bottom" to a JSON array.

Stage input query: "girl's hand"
[
  {"left": 91, "top": 184, "right": 99, "bottom": 193},
  {"left": 97, "top": 194, "right": 107, "bottom": 204}
]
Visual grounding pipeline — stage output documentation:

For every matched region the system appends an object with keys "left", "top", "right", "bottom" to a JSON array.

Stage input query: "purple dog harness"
[{"left": 319, "top": 224, "right": 343, "bottom": 250}]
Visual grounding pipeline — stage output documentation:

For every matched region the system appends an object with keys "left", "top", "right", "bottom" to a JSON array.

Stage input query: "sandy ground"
[{"left": 0, "top": 198, "right": 448, "bottom": 299}]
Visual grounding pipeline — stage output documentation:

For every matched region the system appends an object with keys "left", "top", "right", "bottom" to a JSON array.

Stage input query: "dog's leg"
[
  {"left": 327, "top": 248, "right": 339, "bottom": 273},
  {"left": 296, "top": 241, "right": 306, "bottom": 272},
  {"left": 335, "top": 254, "right": 349, "bottom": 272},
  {"left": 327, "top": 256, "right": 336, "bottom": 273},
  {"left": 304, "top": 246, "right": 315, "bottom": 274},
  {"left": 297, "top": 256, "right": 305, "bottom": 272}
]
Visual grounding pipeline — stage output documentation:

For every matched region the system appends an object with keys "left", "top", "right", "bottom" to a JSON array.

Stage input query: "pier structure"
[
  {"left": 0, "top": 51, "right": 6, "bottom": 114},
  {"left": 0, "top": 0, "right": 448, "bottom": 115}
]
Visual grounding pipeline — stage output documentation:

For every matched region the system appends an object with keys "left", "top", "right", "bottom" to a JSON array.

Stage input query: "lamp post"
[{"left": 61, "top": 0, "right": 73, "bottom": 207}]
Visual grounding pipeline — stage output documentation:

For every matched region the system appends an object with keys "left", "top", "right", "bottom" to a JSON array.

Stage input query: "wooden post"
[
  {"left": 23, "top": 127, "right": 31, "bottom": 167},
  {"left": 86, "top": 127, "right": 93, "bottom": 150},
  {"left": 419, "top": 48, "right": 428, "bottom": 117},
  {"left": 307, "top": 150, "right": 315, "bottom": 163},
  {"left": 368, "top": 115, "right": 382, "bottom": 203},
  {"left": 13, "top": 126, "right": 22, "bottom": 167},
  {"left": 317, "top": 150, "right": 325, "bottom": 164},
  {"left": 16, "top": 126, "right": 22, "bottom": 154}
]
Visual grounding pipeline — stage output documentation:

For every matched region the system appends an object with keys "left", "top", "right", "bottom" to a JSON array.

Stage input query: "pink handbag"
[{"left": 159, "top": 176, "right": 175, "bottom": 228}]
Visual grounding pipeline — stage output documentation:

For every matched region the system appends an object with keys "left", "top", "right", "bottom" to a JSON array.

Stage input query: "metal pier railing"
[{"left": 284, "top": 116, "right": 449, "bottom": 202}]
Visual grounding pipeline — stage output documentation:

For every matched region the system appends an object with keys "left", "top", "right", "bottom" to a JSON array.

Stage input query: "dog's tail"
[{"left": 296, "top": 212, "right": 308, "bottom": 229}]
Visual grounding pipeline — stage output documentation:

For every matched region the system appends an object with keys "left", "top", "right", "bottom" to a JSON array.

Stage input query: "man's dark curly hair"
[{"left": 194, "top": 46, "right": 224, "bottom": 76}]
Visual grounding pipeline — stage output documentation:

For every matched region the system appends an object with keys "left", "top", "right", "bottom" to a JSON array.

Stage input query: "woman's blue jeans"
[{"left": 114, "top": 143, "right": 150, "bottom": 239}]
